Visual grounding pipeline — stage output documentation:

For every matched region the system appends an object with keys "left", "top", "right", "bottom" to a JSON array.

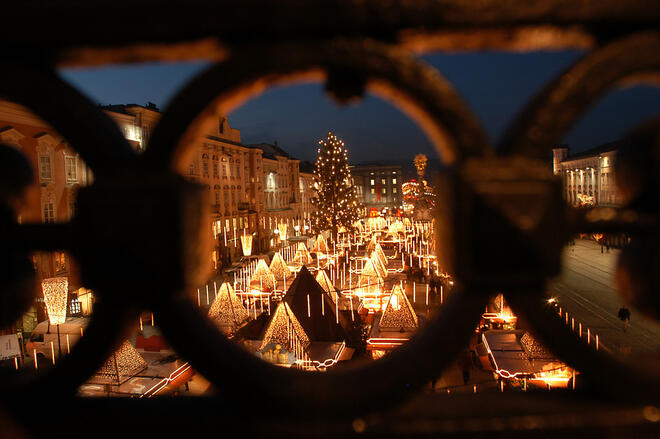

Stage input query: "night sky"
[{"left": 59, "top": 51, "right": 659, "bottom": 166}]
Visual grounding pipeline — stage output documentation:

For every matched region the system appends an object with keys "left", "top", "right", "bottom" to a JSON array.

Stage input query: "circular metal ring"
[
  {"left": 498, "top": 31, "right": 660, "bottom": 159},
  {"left": 495, "top": 32, "right": 660, "bottom": 402},
  {"left": 144, "top": 39, "right": 493, "bottom": 414},
  {"left": 0, "top": 64, "right": 139, "bottom": 396}
]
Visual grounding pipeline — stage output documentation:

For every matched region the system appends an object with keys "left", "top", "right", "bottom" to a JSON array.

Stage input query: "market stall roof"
[
  {"left": 283, "top": 266, "right": 349, "bottom": 342},
  {"left": 482, "top": 330, "right": 563, "bottom": 378},
  {"left": 208, "top": 282, "right": 249, "bottom": 333}
]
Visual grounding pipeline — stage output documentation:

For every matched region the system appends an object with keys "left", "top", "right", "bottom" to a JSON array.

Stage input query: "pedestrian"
[{"left": 617, "top": 306, "right": 631, "bottom": 332}]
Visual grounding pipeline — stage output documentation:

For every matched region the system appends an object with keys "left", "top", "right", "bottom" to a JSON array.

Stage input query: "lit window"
[
  {"left": 39, "top": 156, "right": 52, "bottom": 180},
  {"left": 382, "top": 188, "right": 387, "bottom": 194},
  {"left": 370, "top": 188, "right": 375, "bottom": 194},
  {"left": 392, "top": 178, "right": 397, "bottom": 185},
  {"left": 65, "top": 156, "right": 77, "bottom": 182},
  {"left": 43, "top": 203, "right": 54, "bottom": 223},
  {"left": 370, "top": 179, "right": 375, "bottom": 185},
  {"left": 381, "top": 179, "right": 386, "bottom": 185},
  {"left": 393, "top": 188, "right": 397, "bottom": 194}
]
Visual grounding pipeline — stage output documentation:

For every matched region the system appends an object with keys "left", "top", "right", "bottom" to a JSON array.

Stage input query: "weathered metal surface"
[{"left": 0, "top": 0, "right": 658, "bottom": 436}]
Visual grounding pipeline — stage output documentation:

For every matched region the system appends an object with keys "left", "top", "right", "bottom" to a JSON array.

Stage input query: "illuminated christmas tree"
[
  {"left": 208, "top": 282, "right": 249, "bottom": 333},
  {"left": 310, "top": 132, "right": 360, "bottom": 238},
  {"left": 356, "top": 258, "right": 383, "bottom": 296},
  {"left": 269, "top": 251, "right": 292, "bottom": 280},
  {"left": 380, "top": 284, "right": 418, "bottom": 330}
]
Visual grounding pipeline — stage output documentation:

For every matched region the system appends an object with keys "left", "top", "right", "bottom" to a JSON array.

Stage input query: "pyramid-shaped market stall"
[
  {"left": 283, "top": 266, "right": 348, "bottom": 342},
  {"left": 208, "top": 282, "right": 249, "bottom": 334},
  {"left": 293, "top": 242, "right": 313, "bottom": 265},
  {"left": 260, "top": 301, "right": 310, "bottom": 362},
  {"left": 354, "top": 220, "right": 364, "bottom": 233},
  {"left": 356, "top": 258, "right": 383, "bottom": 296},
  {"left": 89, "top": 341, "right": 148, "bottom": 385},
  {"left": 370, "top": 252, "right": 388, "bottom": 279},
  {"left": 312, "top": 234, "right": 329, "bottom": 254},
  {"left": 269, "top": 251, "right": 292, "bottom": 280},
  {"left": 375, "top": 242, "right": 389, "bottom": 264},
  {"left": 380, "top": 284, "right": 418, "bottom": 330},
  {"left": 250, "top": 259, "right": 276, "bottom": 290},
  {"left": 315, "top": 269, "right": 340, "bottom": 304},
  {"left": 366, "top": 234, "right": 378, "bottom": 253}
]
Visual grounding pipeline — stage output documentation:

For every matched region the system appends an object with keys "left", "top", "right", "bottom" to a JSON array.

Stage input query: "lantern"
[{"left": 42, "top": 277, "right": 68, "bottom": 325}]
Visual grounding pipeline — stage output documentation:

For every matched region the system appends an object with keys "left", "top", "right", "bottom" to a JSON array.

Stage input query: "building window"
[
  {"left": 370, "top": 179, "right": 375, "bottom": 185},
  {"left": 203, "top": 161, "right": 209, "bottom": 177},
  {"left": 370, "top": 188, "right": 375, "bottom": 194},
  {"left": 382, "top": 188, "right": 387, "bottom": 194},
  {"left": 392, "top": 178, "right": 397, "bottom": 185},
  {"left": 233, "top": 217, "right": 237, "bottom": 229},
  {"left": 393, "top": 187, "right": 397, "bottom": 194},
  {"left": 215, "top": 191, "right": 220, "bottom": 205},
  {"left": 39, "top": 156, "right": 52, "bottom": 180},
  {"left": 65, "top": 156, "right": 77, "bottom": 182},
  {"left": 381, "top": 178, "right": 386, "bottom": 185},
  {"left": 43, "top": 202, "right": 55, "bottom": 223},
  {"left": 213, "top": 162, "right": 219, "bottom": 179},
  {"left": 55, "top": 252, "right": 66, "bottom": 273}
]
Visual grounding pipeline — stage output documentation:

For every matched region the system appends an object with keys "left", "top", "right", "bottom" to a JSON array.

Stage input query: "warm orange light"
[{"left": 41, "top": 277, "right": 68, "bottom": 325}]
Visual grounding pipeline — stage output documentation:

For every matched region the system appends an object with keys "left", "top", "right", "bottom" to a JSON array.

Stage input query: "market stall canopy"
[
  {"left": 269, "top": 251, "right": 292, "bottom": 279},
  {"left": 380, "top": 284, "right": 418, "bottom": 330},
  {"left": 208, "top": 282, "right": 249, "bottom": 334},
  {"left": 283, "top": 266, "right": 348, "bottom": 342}
]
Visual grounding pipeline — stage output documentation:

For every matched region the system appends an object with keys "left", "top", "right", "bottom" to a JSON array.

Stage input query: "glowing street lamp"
[{"left": 42, "top": 276, "right": 68, "bottom": 359}]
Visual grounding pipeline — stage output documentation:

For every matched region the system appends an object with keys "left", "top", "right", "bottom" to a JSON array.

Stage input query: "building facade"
[
  {"left": 350, "top": 164, "right": 403, "bottom": 213},
  {"left": 0, "top": 100, "right": 316, "bottom": 332},
  {"left": 552, "top": 141, "right": 621, "bottom": 207}
]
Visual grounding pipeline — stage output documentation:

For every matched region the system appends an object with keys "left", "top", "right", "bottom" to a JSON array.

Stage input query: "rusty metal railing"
[{"left": 0, "top": 1, "right": 658, "bottom": 436}]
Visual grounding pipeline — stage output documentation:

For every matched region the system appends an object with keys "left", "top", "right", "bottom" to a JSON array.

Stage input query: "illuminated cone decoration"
[
  {"left": 293, "top": 242, "right": 313, "bottom": 265},
  {"left": 312, "top": 234, "right": 329, "bottom": 254},
  {"left": 338, "top": 225, "right": 347, "bottom": 234},
  {"left": 240, "top": 234, "right": 253, "bottom": 256},
  {"left": 208, "top": 282, "right": 249, "bottom": 332},
  {"left": 356, "top": 258, "right": 383, "bottom": 296},
  {"left": 370, "top": 252, "right": 387, "bottom": 279},
  {"left": 315, "top": 269, "right": 340, "bottom": 304},
  {"left": 91, "top": 341, "right": 147, "bottom": 385},
  {"left": 269, "top": 251, "right": 292, "bottom": 280},
  {"left": 250, "top": 259, "right": 275, "bottom": 290},
  {"left": 380, "top": 284, "right": 418, "bottom": 330},
  {"left": 375, "top": 243, "right": 388, "bottom": 265},
  {"left": 366, "top": 234, "right": 378, "bottom": 253},
  {"left": 42, "top": 277, "right": 68, "bottom": 325},
  {"left": 260, "top": 302, "right": 310, "bottom": 362}
]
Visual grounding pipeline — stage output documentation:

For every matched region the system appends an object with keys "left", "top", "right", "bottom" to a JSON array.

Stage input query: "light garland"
[
  {"left": 380, "top": 284, "right": 418, "bottom": 329},
  {"left": 293, "top": 242, "right": 313, "bottom": 265},
  {"left": 42, "top": 277, "right": 68, "bottom": 325},
  {"left": 250, "top": 259, "right": 275, "bottom": 290},
  {"left": 260, "top": 302, "right": 310, "bottom": 354},
  {"left": 92, "top": 340, "right": 147, "bottom": 385},
  {"left": 269, "top": 251, "right": 292, "bottom": 280},
  {"left": 315, "top": 269, "right": 340, "bottom": 304},
  {"left": 208, "top": 282, "right": 249, "bottom": 332}
]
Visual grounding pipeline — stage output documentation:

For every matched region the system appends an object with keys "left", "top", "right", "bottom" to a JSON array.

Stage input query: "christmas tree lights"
[
  {"left": 208, "top": 282, "right": 249, "bottom": 332},
  {"left": 356, "top": 258, "right": 383, "bottom": 296},
  {"left": 380, "top": 284, "right": 418, "bottom": 329},
  {"left": 370, "top": 252, "right": 388, "bottom": 279},
  {"left": 310, "top": 132, "right": 361, "bottom": 237}
]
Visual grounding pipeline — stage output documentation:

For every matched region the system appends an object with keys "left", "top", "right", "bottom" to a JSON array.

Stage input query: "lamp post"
[{"left": 42, "top": 277, "right": 68, "bottom": 360}]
